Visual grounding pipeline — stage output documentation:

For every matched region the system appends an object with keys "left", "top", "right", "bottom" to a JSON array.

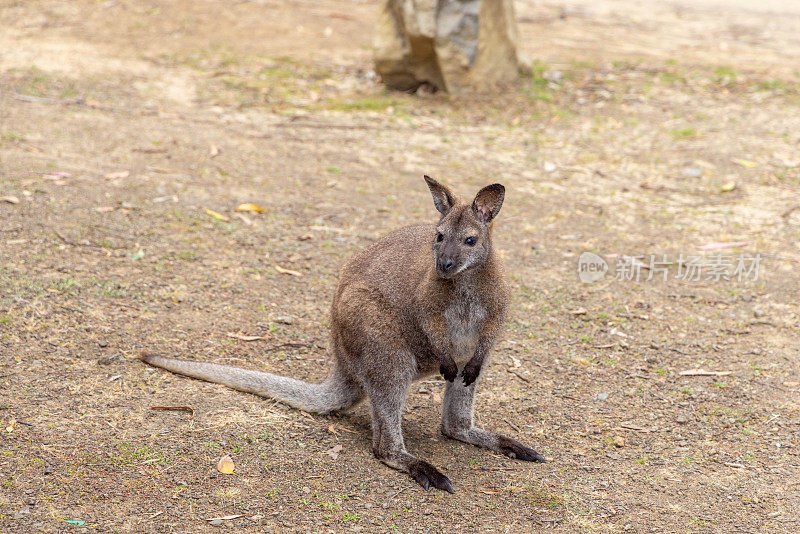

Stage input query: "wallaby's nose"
[{"left": 438, "top": 259, "right": 454, "bottom": 273}]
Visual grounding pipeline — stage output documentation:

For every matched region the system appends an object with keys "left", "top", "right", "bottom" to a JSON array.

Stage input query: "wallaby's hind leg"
[
  {"left": 364, "top": 365, "right": 454, "bottom": 493},
  {"left": 441, "top": 374, "right": 545, "bottom": 462}
]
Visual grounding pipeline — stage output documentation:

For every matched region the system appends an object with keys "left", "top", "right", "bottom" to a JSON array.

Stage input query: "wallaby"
[{"left": 140, "top": 175, "right": 544, "bottom": 492}]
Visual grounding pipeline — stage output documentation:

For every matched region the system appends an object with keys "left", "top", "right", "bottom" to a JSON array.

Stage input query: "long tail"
[{"left": 138, "top": 351, "right": 362, "bottom": 414}]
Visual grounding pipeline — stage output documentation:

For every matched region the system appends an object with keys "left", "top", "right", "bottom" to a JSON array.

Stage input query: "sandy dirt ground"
[{"left": 1, "top": 0, "right": 799, "bottom": 532}]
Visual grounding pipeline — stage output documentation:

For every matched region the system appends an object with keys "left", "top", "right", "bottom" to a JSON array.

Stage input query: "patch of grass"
[
  {"left": 1, "top": 132, "right": 23, "bottom": 141},
  {"left": 658, "top": 71, "right": 685, "bottom": 84},
  {"left": 524, "top": 60, "right": 554, "bottom": 102},
  {"left": 52, "top": 278, "right": 81, "bottom": 294},
  {"left": 96, "top": 281, "right": 124, "bottom": 297},
  {"left": 342, "top": 512, "right": 361, "bottom": 522},
  {"left": 320, "top": 500, "right": 341, "bottom": 511},
  {"left": 714, "top": 66, "right": 737, "bottom": 79},
  {"left": 328, "top": 96, "right": 399, "bottom": 112},
  {"left": 755, "top": 79, "right": 790, "bottom": 92},
  {"left": 671, "top": 127, "right": 698, "bottom": 140}
]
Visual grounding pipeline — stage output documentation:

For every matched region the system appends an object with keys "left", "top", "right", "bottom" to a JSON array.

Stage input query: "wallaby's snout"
[{"left": 436, "top": 257, "right": 455, "bottom": 275}]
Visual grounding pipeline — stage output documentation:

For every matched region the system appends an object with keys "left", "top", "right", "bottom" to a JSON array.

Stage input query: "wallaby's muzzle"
[{"left": 436, "top": 257, "right": 456, "bottom": 277}]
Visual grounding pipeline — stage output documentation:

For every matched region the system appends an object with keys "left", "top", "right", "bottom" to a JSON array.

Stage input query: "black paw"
[
  {"left": 460, "top": 360, "right": 482, "bottom": 386},
  {"left": 440, "top": 358, "right": 458, "bottom": 382},
  {"left": 409, "top": 459, "right": 454, "bottom": 493},
  {"left": 497, "top": 436, "right": 546, "bottom": 462}
]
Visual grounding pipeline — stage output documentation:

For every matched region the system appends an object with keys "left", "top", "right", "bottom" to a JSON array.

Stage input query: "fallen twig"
[
  {"left": 679, "top": 369, "right": 732, "bottom": 377},
  {"left": 508, "top": 369, "right": 531, "bottom": 382},
  {"left": 226, "top": 332, "right": 270, "bottom": 341},
  {"left": 150, "top": 405, "right": 195, "bottom": 418}
]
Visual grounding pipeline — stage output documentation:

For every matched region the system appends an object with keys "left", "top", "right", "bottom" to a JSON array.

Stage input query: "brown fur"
[{"left": 139, "top": 176, "right": 544, "bottom": 493}]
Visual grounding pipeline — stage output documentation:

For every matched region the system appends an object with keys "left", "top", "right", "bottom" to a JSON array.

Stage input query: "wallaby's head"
[{"left": 424, "top": 175, "right": 505, "bottom": 279}]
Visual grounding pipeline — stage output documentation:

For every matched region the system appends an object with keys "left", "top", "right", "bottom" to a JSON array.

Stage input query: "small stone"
[
  {"left": 98, "top": 340, "right": 109, "bottom": 348},
  {"left": 676, "top": 414, "right": 689, "bottom": 424},
  {"left": 613, "top": 436, "right": 625, "bottom": 447},
  {"left": 597, "top": 392, "right": 610, "bottom": 402},
  {"left": 209, "top": 519, "right": 224, "bottom": 527},
  {"left": 754, "top": 309, "right": 766, "bottom": 318},
  {"left": 274, "top": 316, "right": 294, "bottom": 325},
  {"left": 680, "top": 167, "right": 703, "bottom": 178}
]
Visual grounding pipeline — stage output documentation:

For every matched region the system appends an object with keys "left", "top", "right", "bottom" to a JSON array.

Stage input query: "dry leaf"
[
  {"left": 226, "top": 332, "right": 269, "bottom": 341},
  {"left": 720, "top": 182, "right": 737, "bottom": 192},
  {"left": 206, "top": 515, "right": 244, "bottom": 522},
  {"left": 42, "top": 172, "right": 71, "bottom": 179},
  {"left": 298, "top": 233, "right": 313, "bottom": 241},
  {"left": 104, "top": 170, "right": 130, "bottom": 180},
  {"left": 731, "top": 158, "right": 756, "bottom": 168},
  {"left": 217, "top": 455, "right": 235, "bottom": 474},
  {"left": 696, "top": 242, "right": 747, "bottom": 251},
  {"left": 1, "top": 196, "right": 20, "bottom": 204},
  {"left": 327, "top": 424, "right": 338, "bottom": 434},
  {"left": 235, "top": 203, "right": 263, "bottom": 213},
  {"left": 275, "top": 264, "right": 302, "bottom": 277},
  {"left": 94, "top": 206, "right": 116, "bottom": 213},
  {"left": 569, "top": 308, "right": 588, "bottom": 315},
  {"left": 613, "top": 436, "right": 625, "bottom": 447},
  {"left": 325, "top": 444, "right": 343, "bottom": 459},
  {"left": 209, "top": 144, "right": 219, "bottom": 157},
  {"left": 204, "top": 208, "right": 229, "bottom": 221}
]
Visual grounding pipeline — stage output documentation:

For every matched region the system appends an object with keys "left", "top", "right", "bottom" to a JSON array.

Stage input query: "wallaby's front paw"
[
  {"left": 440, "top": 358, "right": 458, "bottom": 382},
  {"left": 497, "top": 435, "right": 546, "bottom": 462},
  {"left": 460, "top": 360, "right": 482, "bottom": 386},
  {"left": 408, "top": 459, "right": 454, "bottom": 493}
]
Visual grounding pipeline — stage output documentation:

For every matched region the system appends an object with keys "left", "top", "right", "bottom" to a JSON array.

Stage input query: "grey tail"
[{"left": 138, "top": 351, "right": 363, "bottom": 414}]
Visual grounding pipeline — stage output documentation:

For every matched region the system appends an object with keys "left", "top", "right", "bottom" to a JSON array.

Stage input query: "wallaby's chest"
[{"left": 442, "top": 290, "right": 487, "bottom": 363}]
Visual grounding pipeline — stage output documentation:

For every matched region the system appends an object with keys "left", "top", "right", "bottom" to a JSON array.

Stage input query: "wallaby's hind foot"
[
  {"left": 373, "top": 447, "right": 455, "bottom": 493},
  {"left": 408, "top": 458, "right": 454, "bottom": 493},
  {"left": 496, "top": 435, "right": 546, "bottom": 462}
]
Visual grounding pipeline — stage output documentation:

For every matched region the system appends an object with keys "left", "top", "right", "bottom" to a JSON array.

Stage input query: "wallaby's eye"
[
  {"left": 435, "top": 232, "right": 444, "bottom": 242},
  {"left": 464, "top": 236, "right": 476, "bottom": 246}
]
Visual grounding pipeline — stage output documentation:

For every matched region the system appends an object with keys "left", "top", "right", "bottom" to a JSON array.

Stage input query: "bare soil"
[{"left": 1, "top": 1, "right": 799, "bottom": 532}]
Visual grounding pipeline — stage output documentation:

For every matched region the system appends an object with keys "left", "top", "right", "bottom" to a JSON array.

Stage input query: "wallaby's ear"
[
  {"left": 472, "top": 183, "right": 505, "bottom": 223},
  {"left": 424, "top": 175, "right": 455, "bottom": 215}
]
